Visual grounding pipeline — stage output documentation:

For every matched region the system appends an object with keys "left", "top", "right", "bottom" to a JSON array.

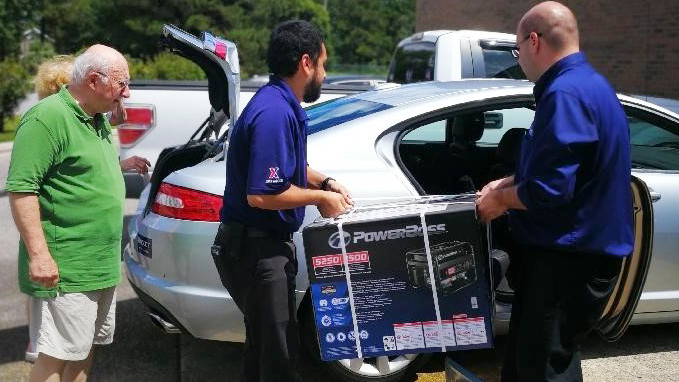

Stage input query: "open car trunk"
[{"left": 142, "top": 25, "right": 240, "bottom": 216}]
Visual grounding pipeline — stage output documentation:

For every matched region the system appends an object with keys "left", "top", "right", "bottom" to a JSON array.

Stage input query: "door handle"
[{"left": 649, "top": 191, "right": 661, "bottom": 202}]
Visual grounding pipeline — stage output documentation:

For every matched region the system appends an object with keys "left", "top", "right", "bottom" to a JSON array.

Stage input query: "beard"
[{"left": 303, "top": 71, "right": 323, "bottom": 103}]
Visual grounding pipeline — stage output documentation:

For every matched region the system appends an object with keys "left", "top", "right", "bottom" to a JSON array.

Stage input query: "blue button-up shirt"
[
  {"left": 509, "top": 52, "right": 634, "bottom": 256},
  {"left": 221, "top": 76, "right": 308, "bottom": 234}
]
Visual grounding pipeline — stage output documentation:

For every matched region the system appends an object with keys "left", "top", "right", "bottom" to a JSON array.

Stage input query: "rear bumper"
[{"left": 123, "top": 240, "right": 246, "bottom": 342}]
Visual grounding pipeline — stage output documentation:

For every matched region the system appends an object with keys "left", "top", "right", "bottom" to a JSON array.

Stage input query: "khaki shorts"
[{"left": 29, "top": 286, "right": 116, "bottom": 361}]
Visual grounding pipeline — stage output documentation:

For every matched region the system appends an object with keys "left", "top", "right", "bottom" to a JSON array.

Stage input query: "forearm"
[
  {"left": 306, "top": 166, "right": 328, "bottom": 190},
  {"left": 247, "top": 184, "right": 325, "bottom": 210},
  {"left": 8, "top": 193, "right": 51, "bottom": 259}
]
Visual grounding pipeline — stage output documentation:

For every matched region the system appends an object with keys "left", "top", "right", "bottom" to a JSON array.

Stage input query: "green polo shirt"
[{"left": 5, "top": 86, "right": 124, "bottom": 298}]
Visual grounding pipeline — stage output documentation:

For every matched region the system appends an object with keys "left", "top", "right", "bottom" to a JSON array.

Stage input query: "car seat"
[
  {"left": 447, "top": 112, "right": 486, "bottom": 193},
  {"left": 490, "top": 127, "right": 526, "bottom": 179}
]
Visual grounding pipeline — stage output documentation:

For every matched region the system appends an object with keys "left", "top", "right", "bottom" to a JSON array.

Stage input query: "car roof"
[
  {"left": 324, "top": 74, "right": 385, "bottom": 83},
  {"left": 353, "top": 79, "right": 534, "bottom": 106},
  {"left": 400, "top": 30, "right": 517, "bottom": 44}
]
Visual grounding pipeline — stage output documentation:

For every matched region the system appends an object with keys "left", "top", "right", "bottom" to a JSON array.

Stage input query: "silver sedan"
[{"left": 124, "top": 79, "right": 679, "bottom": 381}]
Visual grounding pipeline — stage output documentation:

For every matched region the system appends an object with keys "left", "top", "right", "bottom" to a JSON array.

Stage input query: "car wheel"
[{"left": 299, "top": 295, "right": 430, "bottom": 382}]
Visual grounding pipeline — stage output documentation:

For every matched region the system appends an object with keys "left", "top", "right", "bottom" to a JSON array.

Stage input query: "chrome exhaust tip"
[{"left": 147, "top": 312, "right": 181, "bottom": 334}]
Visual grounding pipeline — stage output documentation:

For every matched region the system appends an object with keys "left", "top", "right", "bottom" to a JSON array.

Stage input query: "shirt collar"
[
  {"left": 58, "top": 85, "right": 110, "bottom": 131},
  {"left": 58, "top": 85, "right": 94, "bottom": 122},
  {"left": 533, "top": 52, "right": 587, "bottom": 101},
  {"left": 268, "top": 75, "right": 309, "bottom": 123}
]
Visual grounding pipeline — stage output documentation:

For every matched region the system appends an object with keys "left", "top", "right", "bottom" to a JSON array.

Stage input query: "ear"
[
  {"left": 530, "top": 31, "right": 541, "bottom": 52},
  {"left": 299, "top": 53, "right": 314, "bottom": 76},
  {"left": 87, "top": 71, "right": 99, "bottom": 91}
]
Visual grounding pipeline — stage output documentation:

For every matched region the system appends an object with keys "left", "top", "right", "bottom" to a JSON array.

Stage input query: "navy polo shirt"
[
  {"left": 221, "top": 76, "right": 308, "bottom": 234},
  {"left": 509, "top": 52, "right": 634, "bottom": 257}
]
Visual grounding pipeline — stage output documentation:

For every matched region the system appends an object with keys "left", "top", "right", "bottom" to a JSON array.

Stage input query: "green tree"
[
  {"left": 215, "top": 0, "right": 330, "bottom": 77},
  {"left": 0, "top": 0, "right": 41, "bottom": 60},
  {"left": 325, "top": 0, "right": 415, "bottom": 71},
  {"left": 40, "top": 0, "right": 330, "bottom": 79},
  {"left": 0, "top": 59, "right": 32, "bottom": 132}
]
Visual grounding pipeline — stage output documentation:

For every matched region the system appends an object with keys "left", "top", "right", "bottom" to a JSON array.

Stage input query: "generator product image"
[{"left": 406, "top": 241, "right": 477, "bottom": 295}]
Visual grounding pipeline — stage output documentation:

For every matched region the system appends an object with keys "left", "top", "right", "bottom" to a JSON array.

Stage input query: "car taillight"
[
  {"left": 152, "top": 183, "right": 223, "bottom": 222},
  {"left": 118, "top": 104, "right": 155, "bottom": 147}
]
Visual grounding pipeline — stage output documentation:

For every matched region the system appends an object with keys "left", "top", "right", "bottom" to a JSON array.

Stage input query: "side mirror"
[{"left": 484, "top": 112, "right": 503, "bottom": 129}]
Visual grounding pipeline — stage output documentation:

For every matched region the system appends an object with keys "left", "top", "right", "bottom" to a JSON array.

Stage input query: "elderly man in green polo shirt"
[{"left": 6, "top": 44, "right": 129, "bottom": 382}]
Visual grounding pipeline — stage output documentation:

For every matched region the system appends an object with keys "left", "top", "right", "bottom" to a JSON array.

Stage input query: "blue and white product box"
[{"left": 302, "top": 196, "right": 493, "bottom": 361}]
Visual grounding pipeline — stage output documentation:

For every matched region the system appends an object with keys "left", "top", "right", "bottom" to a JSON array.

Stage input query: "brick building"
[{"left": 417, "top": 0, "right": 679, "bottom": 98}]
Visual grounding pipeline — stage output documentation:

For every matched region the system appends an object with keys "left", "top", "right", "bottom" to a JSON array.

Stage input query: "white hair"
[{"left": 70, "top": 50, "right": 112, "bottom": 85}]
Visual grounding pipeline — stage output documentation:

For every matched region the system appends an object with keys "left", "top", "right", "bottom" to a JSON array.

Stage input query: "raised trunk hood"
[{"left": 161, "top": 24, "right": 240, "bottom": 128}]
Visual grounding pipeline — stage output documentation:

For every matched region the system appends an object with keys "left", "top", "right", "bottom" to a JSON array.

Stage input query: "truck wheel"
[{"left": 299, "top": 295, "right": 430, "bottom": 382}]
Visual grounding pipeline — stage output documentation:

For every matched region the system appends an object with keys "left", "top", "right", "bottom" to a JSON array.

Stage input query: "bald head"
[
  {"left": 70, "top": 44, "right": 128, "bottom": 86},
  {"left": 85, "top": 44, "right": 126, "bottom": 63},
  {"left": 518, "top": 1, "right": 579, "bottom": 53}
]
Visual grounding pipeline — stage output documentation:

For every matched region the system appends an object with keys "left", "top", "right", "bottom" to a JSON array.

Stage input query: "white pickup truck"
[{"left": 387, "top": 30, "right": 523, "bottom": 83}]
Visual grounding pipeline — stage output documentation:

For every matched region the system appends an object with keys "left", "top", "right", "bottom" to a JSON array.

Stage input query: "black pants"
[
  {"left": 213, "top": 223, "right": 299, "bottom": 382},
  {"left": 501, "top": 247, "right": 623, "bottom": 382}
]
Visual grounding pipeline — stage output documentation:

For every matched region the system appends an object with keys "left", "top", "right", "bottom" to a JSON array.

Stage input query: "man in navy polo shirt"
[
  {"left": 214, "top": 20, "right": 352, "bottom": 382},
  {"left": 476, "top": 2, "right": 633, "bottom": 381}
]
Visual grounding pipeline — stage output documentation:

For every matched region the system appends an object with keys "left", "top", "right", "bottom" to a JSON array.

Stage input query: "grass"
[{"left": 0, "top": 115, "right": 20, "bottom": 142}]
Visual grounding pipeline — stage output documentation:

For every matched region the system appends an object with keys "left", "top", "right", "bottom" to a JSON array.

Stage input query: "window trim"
[
  {"left": 623, "top": 102, "right": 679, "bottom": 172},
  {"left": 385, "top": 96, "right": 535, "bottom": 195}
]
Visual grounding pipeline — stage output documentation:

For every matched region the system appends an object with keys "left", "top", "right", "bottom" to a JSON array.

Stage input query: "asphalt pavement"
[{"left": 1, "top": 141, "right": 678, "bottom": 381}]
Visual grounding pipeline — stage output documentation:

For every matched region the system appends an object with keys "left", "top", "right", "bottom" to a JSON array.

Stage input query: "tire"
[{"left": 298, "top": 294, "right": 431, "bottom": 382}]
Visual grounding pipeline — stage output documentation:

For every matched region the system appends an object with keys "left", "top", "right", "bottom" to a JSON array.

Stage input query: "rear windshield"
[
  {"left": 387, "top": 42, "right": 436, "bottom": 84},
  {"left": 481, "top": 46, "right": 525, "bottom": 79},
  {"left": 307, "top": 97, "right": 393, "bottom": 134}
]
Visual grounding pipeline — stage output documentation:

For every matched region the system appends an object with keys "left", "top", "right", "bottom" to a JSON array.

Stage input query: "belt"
[{"left": 244, "top": 226, "right": 292, "bottom": 241}]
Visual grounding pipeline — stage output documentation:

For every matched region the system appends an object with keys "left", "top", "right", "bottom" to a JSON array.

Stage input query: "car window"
[
  {"left": 478, "top": 107, "right": 534, "bottom": 145},
  {"left": 307, "top": 96, "right": 393, "bottom": 135},
  {"left": 402, "top": 120, "right": 446, "bottom": 142},
  {"left": 401, "top": 107, "right": 534, "bottom": 145},
  {"left": 629, "top": 115, "right": 679, "bottom": 170},
  {"left": 387, "top": 42, "right": 436, "bottom": 84},
  {"left": 481, "top": 47, "right": 525, "bottom": 79}
]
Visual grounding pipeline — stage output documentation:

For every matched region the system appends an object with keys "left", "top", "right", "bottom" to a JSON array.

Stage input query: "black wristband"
[{"left": 320, "top": 177, "right": 335, "bottom": 191}]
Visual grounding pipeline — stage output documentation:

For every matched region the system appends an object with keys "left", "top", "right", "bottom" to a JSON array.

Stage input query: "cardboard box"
[{"left": 302, "top": 196, "right": 493, "bottom": 361}]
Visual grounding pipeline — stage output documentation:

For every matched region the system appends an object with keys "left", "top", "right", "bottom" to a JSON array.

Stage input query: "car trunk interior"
[{"left": 142, "top": 142, "right": 215, "bottom": 216}]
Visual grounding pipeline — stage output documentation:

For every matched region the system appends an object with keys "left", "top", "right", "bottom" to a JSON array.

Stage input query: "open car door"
[{"left": 595, "top": 176, "right": 654, "bottom": 341}]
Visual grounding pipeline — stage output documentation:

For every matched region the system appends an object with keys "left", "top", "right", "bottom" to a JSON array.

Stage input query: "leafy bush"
[
  {"left": 0, "top": 115, "right": 20, "bottom": 142},
  {"left": 128, "top": 53, "right": 206, "bottom": 80}
]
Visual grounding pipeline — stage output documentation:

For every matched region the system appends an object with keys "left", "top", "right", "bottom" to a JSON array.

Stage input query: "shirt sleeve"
[
  {"left": 246, "top": 108, "right": 297, "bottom": 195},
  {"left": 516, "top": 90, "right": 598, "bottom": 211},
  {"left": 4, "top": 118, "right": 60, "bottom": 193}
]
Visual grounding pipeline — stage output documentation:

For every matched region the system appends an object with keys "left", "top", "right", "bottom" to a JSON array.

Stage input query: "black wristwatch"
[{"left": 320, "top": 177, "right": 335, "bottom": 191}]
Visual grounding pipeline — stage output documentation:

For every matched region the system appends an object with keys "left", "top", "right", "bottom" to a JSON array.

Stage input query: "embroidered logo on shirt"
[{"left": 265, "top": 167, "right": 284, "bottom": 184}]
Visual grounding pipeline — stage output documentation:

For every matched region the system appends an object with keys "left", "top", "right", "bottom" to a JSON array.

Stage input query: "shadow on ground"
[
  {"left": 1, "top": 294, "right": 677, "bottom": 382},
  {"left": 432, "top": 322, "right": 679, "bottom": 382}
]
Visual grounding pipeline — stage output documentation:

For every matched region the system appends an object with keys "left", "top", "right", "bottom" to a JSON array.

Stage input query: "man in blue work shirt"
[
  {"left": 213, "top": 20, "right": 352, "bottom": 382},
  {"left": 476, "top": 2, "right": 633, "bottom": 381}
]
